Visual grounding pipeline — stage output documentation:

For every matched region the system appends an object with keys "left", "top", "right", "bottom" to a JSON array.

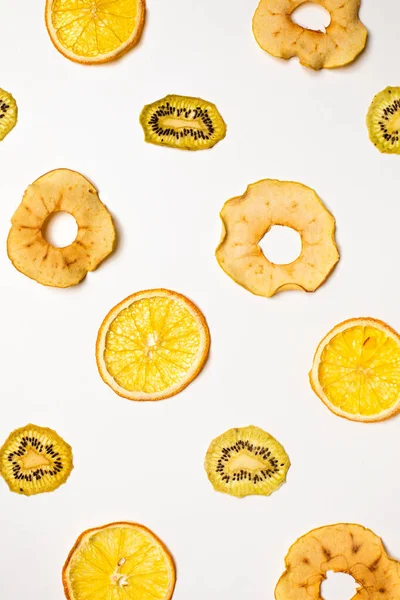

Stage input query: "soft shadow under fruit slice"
[
  {"left": 0, "top": 88, "right": 17, "bottom": 141},
  {"left": 367, "top": 87, "right": 400, "bottom": 154},
  {"left": 140, "top": 94, "right": 226, "bottom": 150},
  {"left": 310, "top": 317, "right": 400, "bottom": 422},
  {"left": 62, "top": 522, "right": 176, "bottom": 600},
  {"left": 96, "top": 289, "right": 210, "bottom": 401},
  {"left": 275, "top": 523, "right": 400, "bottom": 600},
  {"left": 0, "top": 424, "right": 73, "bottom": 496},
  {"left": 45, "top": 0, "right": 145, "bottom": 64},
  {"left": 204, "top": 425, "right": 290, "bottom": 498}
]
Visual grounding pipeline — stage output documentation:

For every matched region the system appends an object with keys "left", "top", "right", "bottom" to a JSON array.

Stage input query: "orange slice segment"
[
  {"left": 62, "top": 522, "right": 176, "bottom": 600},
  {"left": 45, "top": 0, "right": 145, "bottom": 64},
  {"left": 96, "top": 289, "right": 210, "bottom": 401},
  {"left": 310, "top": 318, "right": 400, "bottom": 422}
]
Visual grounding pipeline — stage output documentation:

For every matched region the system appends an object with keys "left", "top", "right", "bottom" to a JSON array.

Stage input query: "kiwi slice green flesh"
[
  {"left": 0, "top": 424, "right": 73, "bottom": 496},
  {"left": 0, "top": 88, "right": 17, "bottom": 141},
  {"left": 366, "top": 87, "right": 400, "bottom": 154},
  {"left": 140, "top": 94, "right": 226, "bottom": 151},
  {"left": 204, "top": 425, "right": 290, "bottom": 498}
]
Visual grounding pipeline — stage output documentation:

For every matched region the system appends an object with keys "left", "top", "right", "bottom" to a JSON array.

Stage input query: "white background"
[{"left": 1, "top": 1, "right": 400, "bottom": 598}]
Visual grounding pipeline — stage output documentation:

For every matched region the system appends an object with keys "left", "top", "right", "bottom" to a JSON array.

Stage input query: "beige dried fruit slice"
[
  {"left": 0, "top": 88, "right": 17, "bottom": 141},
  {"left": 275, "top": 524, "right": 400, "bottom": 600},
  {"left": 204, "top": 425, "right": 290, "bottom": 498},
  {"left": 63, "top": 522, "right": 176, "bottom": 600},
  {"left": 0, "top": 424, "right": 73, "bottom": 496},
  {"left": 96, "top": 289, "right": 210, "bottom": 401},
  {"left": 253, "top": 0, "right": 368, "bottom": 70},
  {"left": 7, "top": 169, "right": 115, "bottom": 287},
  {"left": 216, "top": 179, "right": 339, "bottom": 298},
  {"left": 45, "top": 0, "right": 145, "bottom": 65},
  {"left": 310, "top": 317, "right": 400, "bottom": 422}
]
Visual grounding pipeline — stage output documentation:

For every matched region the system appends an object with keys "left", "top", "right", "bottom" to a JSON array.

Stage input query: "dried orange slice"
[
  {"left": 310, "top": 318, "right": 400, "bottom": 422},
  {"left": 63, "top": 522, "right": 176, "bottom": 600},
  {"left": 96, "top": 289, "right": 210, "bottom": 401},
  {"left": 45, "top": 0, "right": 145, "bottom": 65},
  {"left": 275, "top": 523, "right": 400, "bottom": 600}
]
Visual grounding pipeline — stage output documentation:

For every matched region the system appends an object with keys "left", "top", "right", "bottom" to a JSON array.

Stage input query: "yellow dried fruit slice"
[
  {"left": 253, "top": 0, "right": 368, "bottom": 70},
  {"left": 45, "top": 0, "right": 145, "bottom": 65},
  {"left": 275, "top": 524, "right": 400, "bottom": 600},
  {"left": 62, "top": 522, "right": 176, "bottom": 600},
  {"left": 7, "top": 169, "right": 115, "bottom": 288},
  {"left": 0, "top": 424, "right": 73, "bottom": 496},
  {"left": 310, "top": 318, "right": 400, "bottom": 422},
  {"left": 0, "top": 88, "right": 17, "bottom": 141},
  {"left": 216, "top": 179, "right": 339, "bottom": 298},
  {"left": 205, "top": 425, "right": 290, "bottom": 498},
  {"left": 96, "top": 289, "right": 210, "bottom": 401},
  {"left": 367, "top": 87, "right": 400, "bottom": 154},
  {"left": 140, "top": 94, "right": 227, "bottom": 151}
]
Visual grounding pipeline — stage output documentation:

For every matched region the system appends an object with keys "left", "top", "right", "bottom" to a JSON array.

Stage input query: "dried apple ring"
[
  {"left": 275, "top": 523, "right": 400, "bottom": 600},
  {"left": 216, "top": 179, "right": 339, "bottom": 298},
  {"left": 253, "top": 0, "right": 368, "bottom": 70},
  {"left": 7, "top": 169, "right": 115, "bottom": 288}
]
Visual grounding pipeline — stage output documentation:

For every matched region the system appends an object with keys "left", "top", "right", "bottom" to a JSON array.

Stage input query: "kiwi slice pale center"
[
  {"left": 227, "top": 452, "right": 266, "bottom": 474},
  {"left": 160, "top": 116, "right": 207, "bottom": 131},
  {"left": 22, "top": 448, "right": 51, "bottom": 470}
]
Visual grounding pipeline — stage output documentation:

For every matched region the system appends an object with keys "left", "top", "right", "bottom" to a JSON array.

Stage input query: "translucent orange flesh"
[
  {"left": 104, "top": 296, "right": 201, "bottom": 393},
  {"left": 318, "top": 325, "right": 400, "bottom": 416}
]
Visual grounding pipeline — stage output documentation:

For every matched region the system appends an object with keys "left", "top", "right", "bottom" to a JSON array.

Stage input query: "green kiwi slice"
[
  {"left": 140, "top": 94, "right": 226, "bottom": 151},
  {"left": 204, "top": 425, "right": 290, "bottom": 498},
  {"left": 0, "top": 88, "right": 17, "bottom": 141},
  {"left": 366, "top": 87, "right": 400, "bottom": 154},
  {"left": 0, "top": 424, "right": 73, "bottom": 496}
]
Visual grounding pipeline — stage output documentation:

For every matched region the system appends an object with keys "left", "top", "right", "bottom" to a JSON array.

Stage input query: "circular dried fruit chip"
[
  {"left": 253, "top": 0, "right": 367, "bottom": 70},
  {"left": 216, "top": 179, "right": 339, "bottom": 298},
  {"left": 0, "top": 424, "right": 73, "bottom": 496},
  {"left": 205, "top": 425, "right": 290, "bottom": 498},
  {"left": 367, "top": 87, "right": 400, "bottom": 154},
  {"left": 7, "top": 169, "right": 116, "bottom": 288},
  {"left": 63, "top": 522, "right": 176, "bottom": 600},
  {"left": 96, "top": 289, "right": 210, "bottom": 401},
  {"left": 140, "top": 94, "right": 227, "bottom": 151},
  {"left": 45, "top": 0, "right": 145, "bottom": 64},
  {"left": 275, "top": 523, "right": 400, "bottom": 600},
  {"left": 0, "top": 88, "right": 17, "bottom": 141},
  {"left": 310, "top": 317, "right": 400, "bottom": 422}
]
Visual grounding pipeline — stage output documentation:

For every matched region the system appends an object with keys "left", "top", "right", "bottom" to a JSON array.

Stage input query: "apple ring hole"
[
  {"left": 321, "top": 572, "right": 357, "bottom": 600},
  {"left": 291, "top": 2, "right": 331, "bottom": 33},
  {"left": 259, "top": 225, "right": 302, "bottom": 265},
  {"left": 42, "top": 211, "right": 78, "bottom": 248}
]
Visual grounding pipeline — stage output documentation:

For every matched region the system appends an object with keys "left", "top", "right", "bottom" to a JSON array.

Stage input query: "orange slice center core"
[{"left": 22, "top": 449, "right": 50, "bottom": 470}]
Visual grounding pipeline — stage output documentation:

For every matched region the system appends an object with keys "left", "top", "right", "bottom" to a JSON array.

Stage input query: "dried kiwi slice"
[
  {"left": 367, "top": 87, "right": 400, "bottom": 154},
  {"left": 0, "top": 424, "right": 73, "bottom": 496},
  {"left": 0, "top": 88, "right": 17, "bottom": 141},
  {"left": 204, "top": 425, "right": 290, "bottom": 498},
  {"left": 140, "top": 94, "right": 226, "bottom": 151}
]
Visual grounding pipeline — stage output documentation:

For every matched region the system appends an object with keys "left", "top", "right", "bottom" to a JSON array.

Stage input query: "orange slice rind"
[
  {"left": 310, "top": 317, "right": 400, "bottom": 422},
  {"left": 216, "top": 179, "right": 339, "bottom": 298},
  {"left": 253, "top": 0, "right": 368, "bottom": 70},
  {"left": 275, "top": 524, "right": 400, "bottom": 600},
  {"left": 96, "top": 289, "right": 210, "bottom": 401},
  {"left": 45, "top": 0, "right": 146, "bottom": 65},
  {"left": 7, "top": 169, "right": 116, "bottom": 287},
  {"left": 62, "top": 522, "right": 176, "bottom": 600}
]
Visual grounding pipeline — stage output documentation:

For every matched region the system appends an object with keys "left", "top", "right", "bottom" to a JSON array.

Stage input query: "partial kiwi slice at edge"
[
  {"left": 0, "top": 424, "right": 73, "bottom": 496},
  {"left": 0, "top": 88, "right": 17, "bottom": 141},
  {"left": 366, "top": 86, "right": 400, "bottom": 154},
  {"left": 204, "top": 425, "right": 290, "bottom": 498},
  {"left": 140, "top": 94, "right": 226, "bottom": 151}
]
